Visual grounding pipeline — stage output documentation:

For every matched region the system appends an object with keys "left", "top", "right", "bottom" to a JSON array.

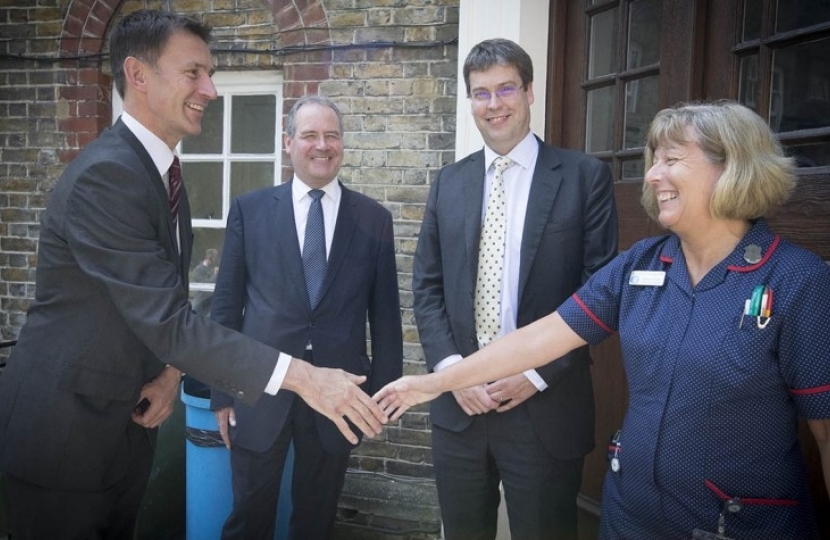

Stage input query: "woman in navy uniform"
[{"left": 376, "top": 101, "right": 830, "bottom": 539}]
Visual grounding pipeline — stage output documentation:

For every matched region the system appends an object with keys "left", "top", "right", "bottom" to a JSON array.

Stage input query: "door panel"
[{"left": 549, "top": 0, "right": 830, "bottom": 536}]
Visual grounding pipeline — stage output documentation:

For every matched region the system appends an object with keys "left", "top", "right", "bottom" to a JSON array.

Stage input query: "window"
[
  {"left": 737, "top": 0, "right": 830, "bottom": 167},
  {"left": 583, "top": 0, "right": 663, "bottom": 181},
  {"left": 182, "top": 72, "right": 283, "bottom": 312},
  {"left": 113, "top": 71, "right": 283, "bottom": 313}
]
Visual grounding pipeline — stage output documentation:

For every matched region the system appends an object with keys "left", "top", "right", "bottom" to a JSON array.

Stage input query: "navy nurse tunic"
[{"left": 559, "top": 219, "right": 830, "bottom": 540}]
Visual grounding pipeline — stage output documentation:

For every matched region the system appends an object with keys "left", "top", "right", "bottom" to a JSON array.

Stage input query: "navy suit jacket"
[
  {"left": 413, "top": 137, "right": 618, "bottom": 459},
  {"left": 210, "top": 181, "right": 403, "bottom": 454},
  {"left": 0, "top": 120, "right": 282, "bottom": 491}
]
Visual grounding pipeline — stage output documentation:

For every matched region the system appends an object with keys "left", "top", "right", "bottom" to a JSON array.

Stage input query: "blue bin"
[{"left": 181, "top": 388, "right": 293, "bottom": 540}]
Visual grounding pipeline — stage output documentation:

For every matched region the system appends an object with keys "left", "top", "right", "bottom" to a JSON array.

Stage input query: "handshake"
[{"left": 278, "top": 360, "right": 440, "bottom": 445}]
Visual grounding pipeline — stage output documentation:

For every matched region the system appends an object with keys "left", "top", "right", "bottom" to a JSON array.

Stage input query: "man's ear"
[{"left": 123, "top": 56, "right": 148, "bottom": 94}]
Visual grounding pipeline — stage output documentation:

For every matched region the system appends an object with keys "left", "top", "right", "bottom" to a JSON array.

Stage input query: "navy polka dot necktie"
[{"left": 302, "top": 189, "right": 327, "bottom": 309}]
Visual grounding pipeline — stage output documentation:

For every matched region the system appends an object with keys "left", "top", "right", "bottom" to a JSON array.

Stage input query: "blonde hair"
[{"left": 641, "top": 101, "right": 795, "bottom": 222}]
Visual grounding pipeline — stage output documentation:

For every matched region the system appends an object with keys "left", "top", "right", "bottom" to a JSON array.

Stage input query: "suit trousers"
[
  {"left": 432, "top": 405, "right": 584, "bottom": 540},
  {"left": 221, "top": 391, "right": 350, "bottom": 540},
  {"left": 4, "top": 421, "right": 155, "bottom": 540}
]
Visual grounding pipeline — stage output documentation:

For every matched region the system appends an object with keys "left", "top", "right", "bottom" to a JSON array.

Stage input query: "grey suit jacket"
[
  {"left": 413, "top": 137, "right": 618, "bottom": 458},
  {"left": 210, "top": 181, "right": 403, "bottom": 454},
  {"left": 0, "top": 120, "right": 281, "bottom": 491}
]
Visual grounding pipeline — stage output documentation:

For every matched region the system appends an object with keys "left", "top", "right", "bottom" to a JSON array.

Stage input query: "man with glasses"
[{"left": 412, "top": 38, "right": 618, "bottom": 539}]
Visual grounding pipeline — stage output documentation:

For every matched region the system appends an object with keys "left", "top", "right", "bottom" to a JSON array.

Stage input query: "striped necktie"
[{"left": 169, "top": 156, "right": 182, "bottom": 230}]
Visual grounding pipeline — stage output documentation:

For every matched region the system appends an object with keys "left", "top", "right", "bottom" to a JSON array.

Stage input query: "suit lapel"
[
  {"left": 464, "top": 151, "right": 486, "bottom": 288},
  {"left": 272, "top": 183, "right": 309, "bottom": 306},
  {"left": 114, "top": 120, "right": 187, "bottom": 282},
  {"left": 518, "top": 139, "right": 563, "bottom": 300},
  {"left": 320, "top": 182, "right": 357, "bottom": 306}
]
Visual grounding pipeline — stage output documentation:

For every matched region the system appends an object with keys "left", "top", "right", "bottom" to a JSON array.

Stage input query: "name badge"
[{"left": 629, "top": 270, "right": 666, "bottom": 287}]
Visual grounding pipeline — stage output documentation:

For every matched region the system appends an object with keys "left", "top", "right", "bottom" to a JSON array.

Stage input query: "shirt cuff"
[
  {"left": 264, "top": 352, "right": 292, "bottom": 395},
  {"left": 433, "top": 354, "right": 463, "bottom": 372},
  {"left": 524, "top": 369, "right": 548, "bottom": 391}
]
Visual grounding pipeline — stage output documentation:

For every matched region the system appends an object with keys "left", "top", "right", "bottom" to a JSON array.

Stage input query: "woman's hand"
[{"left": 373, "top": 375, "right": 441, "bottom": 421}]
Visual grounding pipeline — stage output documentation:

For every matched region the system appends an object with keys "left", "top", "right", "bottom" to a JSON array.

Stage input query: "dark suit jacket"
[
  {"left": 413, "top": 137, "right": 618, "bottom": 459},
  {"left": 210, "top": 181, "right": 403, "bottom": 454},
  {"left": 0, "top": 120, "right": 282, "bottom": 491}
]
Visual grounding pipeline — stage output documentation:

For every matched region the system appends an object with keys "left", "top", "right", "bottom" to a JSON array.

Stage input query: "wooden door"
[{"left": 546, "top": 0, "right": 830, "bottom": 537}]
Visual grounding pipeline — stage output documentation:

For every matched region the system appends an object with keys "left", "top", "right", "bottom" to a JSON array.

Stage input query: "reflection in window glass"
[
  {"left": 182, "top": 96, "right": 224, "bottom": 155},
  {"left": 183, "top": 162, "right": 224, "bottom": 220},
  {"left": 586, "top": 85, "right": 615, "bottom": 153},
  {"left": 230, "top": 162, "right": 276, "bottom": 201},
  {"left": 622, "top": 159, "right": 645, "bottom": 182},
  {"left": 191, "top": 228, "right": 225, "bottom": 283},
  {"left": 742, "top": 0, "right": 763, "bottom": 41},
  {"left": 624, "top": 76, "right": 659, "bottom": 149},
  {"left": 589, "top": 8, "right": 619, "bottom": 79},
  {"left": 738, "top": 54, "right": 760, "bottom": 113},
  {"left": 628, "top": 0, "right": 662, "bottom": 70},
  {"left": 771, "top": 39, "right": 830, "bottom": 133},
  {"left": 189, "top": 228, "right": 226, "bottom": 315},
  {"left": 776, "top": 0, "right": 830, "bottom": 33},
  {"left": 231, "top": 95, "right": 277, "bottom": 154},
  {"left": 785, "top": 141, "right": 830, "bottom": 167}
]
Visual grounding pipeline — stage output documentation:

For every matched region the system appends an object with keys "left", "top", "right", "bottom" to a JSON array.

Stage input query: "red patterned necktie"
[{"left": 169, "top": 156, "right": 182, "bottom": 230}]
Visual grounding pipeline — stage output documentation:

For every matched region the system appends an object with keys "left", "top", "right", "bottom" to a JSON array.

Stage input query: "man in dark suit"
[
  {"left": 211, "top": 95, "right": 403, "bottom": 540},
  {"left": 0, "top": 11, "right": 387, "bottom": 540},
  {"left": 413, "top": 39, "right": 618, "bottom": 540}
]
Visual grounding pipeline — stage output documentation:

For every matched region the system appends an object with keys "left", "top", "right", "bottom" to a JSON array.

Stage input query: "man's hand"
[
  {"left": 282, "top": 360, "right": 387, "bottom": 445},
  {"left": 452, "top": 385, "right": 500, "bottom": 416},
  {"left": 485, "top": 373, "right": 539, "bottom": 412},
  {"left": 131, "top": 365, "right": 181, "bottom": 428},
  {"left": 215, "top": 407, "right": 236, "bottom": 449},
  {"left": 373, "top": 375, "right": 441, "bottom": 422}
]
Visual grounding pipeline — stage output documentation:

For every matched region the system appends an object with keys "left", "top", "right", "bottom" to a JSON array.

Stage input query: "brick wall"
[{"left": 0, "top": 0, "right": 459, "bottom": 537}]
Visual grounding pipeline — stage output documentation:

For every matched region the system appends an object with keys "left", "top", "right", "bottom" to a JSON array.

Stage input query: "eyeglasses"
[{"left": 470, "top": 85, "right": 521, "bottom": 103}]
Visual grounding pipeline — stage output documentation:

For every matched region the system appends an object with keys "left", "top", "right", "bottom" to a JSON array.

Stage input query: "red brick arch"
[{"left": 55, "top": 0, "right": 332, "bottom": 163}]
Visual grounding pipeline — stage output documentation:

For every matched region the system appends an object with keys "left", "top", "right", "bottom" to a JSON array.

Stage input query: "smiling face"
[
  {"left": 129, "top": 30, "right": 217, "bottom": 148},
  {"left": 284, "top": 102, "right": 344, "bottom": 189},
  {"left": 468, "top": 64, "right": 534, "bottom": 155},
  {"left": 644, "top": 126, "right": 725, "bottom": 235}
]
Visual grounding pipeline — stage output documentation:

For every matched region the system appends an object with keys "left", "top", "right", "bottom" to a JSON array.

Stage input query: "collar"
[
  {"left": 120, "top": 112, "right": 176, "bottom": 176},
  {"left": 658, "top": 218, "right": 781, "bottom": 274},
  {"left": 291, "top": 176, "right": 341, "bottom": 204},
  {"left": 483, "top": 130, "right": 538, "bottom": 172}
]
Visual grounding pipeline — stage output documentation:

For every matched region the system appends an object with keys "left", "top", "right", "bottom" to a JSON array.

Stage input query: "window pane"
[
  {"left": 622, "top": 159, "right": 645, "bottom": 182},
  {"left": 182, "top": 96, "right": 224, "bottom": 155},
  {"left": 776, "top": 0, "right": 830, "bottom": 33},
  {"left": 771, "top": 38, "right": 830, "bottom": 133},
  {"left": 189, "top": 228, "right": 225, "bottom": 316},
  {"left": 586, "top": 85, "right": 615, "bottom": 153},
  {"left": 628, "top": 0, "right": 662, "bottom": 70},
  {"left": 182, "top": 162, "right": 223, "bottom": 220},
  {"left": 624, "top": 75, "right": 659, "bottom": 149},
  {"left": 589, "top": 8, "right": 620, "bottom": 78},
  {"left": 738, "top": 54, "right": 760, "bottom": 113},
  {"left": 190, "top": 230, "right": 224, "bottom": 284},
  {"left": 742, "top": 0, "right": 763, "bottom": 41},
  {"left": 785, "top": 141, "right": 830, "bottom": 167},
  {"left": 231, "top": 95, "right": 277, "bottom": 154},
  {"left": 230, "top": 162, "right": 276, "bottom": 200}
]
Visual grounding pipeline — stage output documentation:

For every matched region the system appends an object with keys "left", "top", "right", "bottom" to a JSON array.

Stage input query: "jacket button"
[{"left": 236, "top": 391, "right": 245, "bottom": 399}]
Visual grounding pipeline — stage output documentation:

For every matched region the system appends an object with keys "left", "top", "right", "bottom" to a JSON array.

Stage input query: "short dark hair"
[
  {"left": 110, "top": 9, "right": 212, "bottom": 99},
  {"left": 462, "top": 38, "right": 534, "bottom": 96},
  {"left": 285, "top": 95, "right": 344, "bottom": 138}
]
